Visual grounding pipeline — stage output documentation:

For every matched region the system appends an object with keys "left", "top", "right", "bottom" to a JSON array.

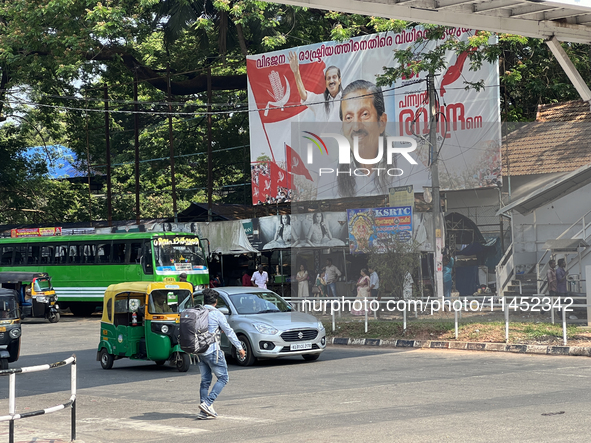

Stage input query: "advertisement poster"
[
  {"left": 347, "top": 206, "right": 413, "bottom": 254},
  {"left": 247, "top": 28, "right": 500, "bottom": 204}
]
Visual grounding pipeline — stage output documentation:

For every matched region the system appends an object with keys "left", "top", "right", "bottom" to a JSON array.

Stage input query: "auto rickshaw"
[
  {"left": 0, "top": 288, "right": 21, "bottom": 369},
  {"left": 97, "top": 281, "right": 194, "bottom": 372},
  {"left": 0, "top": 272, "right": 60, "bottom": 323}
]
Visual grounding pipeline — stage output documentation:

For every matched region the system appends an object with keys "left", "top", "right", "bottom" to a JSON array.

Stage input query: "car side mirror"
[{"left": 218, "top": 307, "right": 230, "bottom": 315}]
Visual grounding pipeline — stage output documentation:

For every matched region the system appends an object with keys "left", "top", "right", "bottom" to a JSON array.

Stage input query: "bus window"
[
  {"left": 131, "top": 243, "right": 142, "bottom": 264},
  {"left": 113, "top": 242, "right": 127, "bottom": 263},
  {"left": 41, "top": 246, "right": 54, "bottom": 265},
  {"left": 1, "top": 246, "right": 14, "bottom": 265},
  {"left": 97, "top": 243, "right": 112, "bottom": 264},
  {"left": 55, "top": 245, "right": 68, "bottom": 264},
  {"left": 68, "top": 245, "right": 78, "bottom": 264},
  {"left": 143, "top": 242, "right": 153, "bottom": 275},
  {"left": 81, "top": 243, "right": 95, "bottom": 264},
  {"left": 15, "top": 246, "right": 28, "bottom": 266},
  {"left": 31, "top": 246, "right": 40, "bottom": 265}
]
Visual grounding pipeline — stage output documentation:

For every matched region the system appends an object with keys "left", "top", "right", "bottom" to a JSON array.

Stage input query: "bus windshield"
[{"left": 153, "top": 237, "right": 206, "bottom": 272}]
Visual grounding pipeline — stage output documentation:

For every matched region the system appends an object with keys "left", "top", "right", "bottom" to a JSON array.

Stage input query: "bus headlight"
[{"left": 9, "top": 328, "right": 21, "bottom": 339}]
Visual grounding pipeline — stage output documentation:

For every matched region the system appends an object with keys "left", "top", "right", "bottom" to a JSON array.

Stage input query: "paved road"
[{"left": 1, "top": 316, "right": 590, "bottom": 442}]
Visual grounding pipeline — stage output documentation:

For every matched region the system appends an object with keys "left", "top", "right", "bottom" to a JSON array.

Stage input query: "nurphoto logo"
[{"left": 302, "top": 131, "right": 418, "bottom": 177}]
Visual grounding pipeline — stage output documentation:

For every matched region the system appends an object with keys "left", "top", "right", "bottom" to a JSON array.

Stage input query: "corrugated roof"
[{"left": 502, "top": 100, "right": 591, "bottom": 176}]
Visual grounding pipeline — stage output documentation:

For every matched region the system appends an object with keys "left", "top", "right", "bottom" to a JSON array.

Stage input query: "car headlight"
[
  {"left": 161, "top": 325, "right": 169, "bottom": 334},
  {"left": 318, "top": 321, "right": 325, "bottom": 331},
  {"left": 9, "top": 328, "right": 21, "bottom": 339},
  {"left": 253, "top": 323, "right": 279, "bottom": 335}
]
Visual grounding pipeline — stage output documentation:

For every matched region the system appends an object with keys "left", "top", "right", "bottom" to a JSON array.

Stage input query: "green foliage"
[{"left": 367, "top": 235, "right": 421, "bottom": 299}]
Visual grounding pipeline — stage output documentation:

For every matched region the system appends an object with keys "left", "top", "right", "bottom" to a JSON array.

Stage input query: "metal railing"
[
  {"left": 287, "top": 294, "right": 590, "bottom": 348},
  {"left": 0, "top": 354, "right": 77, "bottom": 443}
]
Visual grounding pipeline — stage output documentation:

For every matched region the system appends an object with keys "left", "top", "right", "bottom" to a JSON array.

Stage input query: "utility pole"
[
  {"left": 133, "top": 73, "right": 141, "bottom": 225},
  {"left": 207, "top": 67, "right": 213, "bottom": 222},
  {"left": 167, "top": 63, "right": 178, "bottom": 222},
  {"left": 104, "top": 84, "right": 112, "bottom": 227},
  {"left": 428, "top": 72, "right": 443, "bottom": 299}
]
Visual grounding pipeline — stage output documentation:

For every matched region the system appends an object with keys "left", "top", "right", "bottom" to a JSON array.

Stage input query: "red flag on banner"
[
  {"left": 270, "top": 162, "right": 291, "bottom": 190},
  {"left": 286, "top": 144, "right": 313, "bottom": 181},
  {"left": 246, "top": 58, "right": 326, "bottom": 124}
]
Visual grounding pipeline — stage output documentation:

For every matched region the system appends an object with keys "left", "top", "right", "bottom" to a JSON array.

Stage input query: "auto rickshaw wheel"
[
  {"left": 176, "top": 353, "right": 190, "bottom": 372},
  {"left": 0, "top": 359, "right": 8, "bottom": 370},
  {"left": 47, "top": 312, "right": 60, "bottom": 323},
  {"left": 100, "top": 348, "right": 114, "bottom": 370}
]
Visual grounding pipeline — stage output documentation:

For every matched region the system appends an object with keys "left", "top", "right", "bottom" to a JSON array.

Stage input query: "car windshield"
[
  {"left": 0, "top": 295, "right": 19, "bottom": 319},
  {"left": 229, "top": 292, "right": 292, "bottom": 315}
]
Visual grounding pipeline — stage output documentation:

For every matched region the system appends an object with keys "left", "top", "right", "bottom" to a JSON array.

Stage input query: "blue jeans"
[
  {"left": 327, "top": 282, "right": 337, "bottom": 298},
  {"left": 444, "top": 280, "right": 452, "bottom": 299},
  {"left": 198, "top": 350, "right": 229, "bottom": 406}
]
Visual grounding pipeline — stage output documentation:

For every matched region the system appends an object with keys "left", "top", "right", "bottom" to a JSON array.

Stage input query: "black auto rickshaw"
[
  {"left": 0, "top": 288, "right": 21, "bottom": 369},
  {"left": 0, "top": 272, "right": 60, "bottom": 322}
]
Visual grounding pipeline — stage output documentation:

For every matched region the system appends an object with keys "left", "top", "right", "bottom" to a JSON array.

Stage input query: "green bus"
[{"left": 0, "top": 232, "right": 209, "bottom": 316}]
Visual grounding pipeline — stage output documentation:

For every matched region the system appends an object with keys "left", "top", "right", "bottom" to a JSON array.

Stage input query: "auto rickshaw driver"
[{"left": 152, "top": 292, "right": 173, "bottom": 313}]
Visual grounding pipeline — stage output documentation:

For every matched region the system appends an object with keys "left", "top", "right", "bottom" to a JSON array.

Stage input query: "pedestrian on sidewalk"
[
  {"left": 197, "top": 289, "right": 245, "bottom": 420},
  {"left": 556, "top": 258, "right": 568, "bottom": 296}
]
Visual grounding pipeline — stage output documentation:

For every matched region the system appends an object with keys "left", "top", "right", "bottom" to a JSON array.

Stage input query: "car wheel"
[
  {"left": 100, "top": 348, "right": 114, "bottom": 369},
  {"left": 302, "top": 354, "right": 320, "bottom": 362},
  {"left": 155, "top": 360, "right": 167, "bottom": 366},
  {"left": 0, "top": 359, "right": 8, "bottom": 370},
  {"left": 47, "top": 312, "right": 60, "bottom": 323},
  {"left": 234, "top": 335, "right": 256, "bottom": 366},
  {"left": 176, "top": 353, "right": 191, "bottom": 372}
]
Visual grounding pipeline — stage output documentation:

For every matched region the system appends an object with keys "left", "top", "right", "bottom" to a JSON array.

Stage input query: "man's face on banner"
[
  {"left": 340, "top": 89, "right": 387, "bottom": 162},
  {"left": 325, "top": 68, "right": 341, "bottom": 98}
]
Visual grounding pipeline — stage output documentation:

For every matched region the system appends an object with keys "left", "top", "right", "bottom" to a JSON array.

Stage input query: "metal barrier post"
[
  {"left": 9, "top": 372, "right": 15, "bottom": 443},
  {"left": 454, "top": 309, "right": 458, "bottom": 340},
  {"left": 364, "top": 306, "right": 368, "bottom": 333},
  {"left": 505, "top": 299, "right": 509, "bottom": 343},
  {"left": 332, "top": 306, "right": 335, "bottom": 332},
  {"left": 551, "top": 295, "right": 555, "bottom": 324},
  {"left": 562, "top": 307, "right": 567, "bottom": 346},
  {"left": 403, "top": 306, "right": 407, "bottom": 331},
  {"left": 71, "top": 356, "right": 77, "bottom": 441}
]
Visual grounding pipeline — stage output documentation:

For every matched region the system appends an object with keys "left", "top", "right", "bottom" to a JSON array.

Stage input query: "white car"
[{"left": 191, "top": 287, "right": 326, "bottom": 366}]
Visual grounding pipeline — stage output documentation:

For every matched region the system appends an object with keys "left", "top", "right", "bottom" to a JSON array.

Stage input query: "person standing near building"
[
  {"left": 251, "top": 265, "right": 269, "bottom": 289},
  {"left": 324, "top": 258, "right": 341, "bottom": 298},
  {"left": 241, "top": 270, "right": 251, "bottom": 287},
  {"left": 556, "top": 258, "right": 568, "bottom": 296},
  {"left": 547, "top": 259, "right": 557, "bottom": 296},
  {"left": 443, "top": 255, "right": 455, "bottom": 300},
  {"left": 197, "top": 289, "right": 245, "bottom": 419},
  {"left": 368, "top": 267, "right": 379, "bottom": 299}
]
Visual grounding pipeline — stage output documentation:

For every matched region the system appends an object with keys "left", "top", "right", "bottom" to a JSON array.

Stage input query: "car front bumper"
[{"left": 248, "top": 328, "right": 326, "bottom": 359}]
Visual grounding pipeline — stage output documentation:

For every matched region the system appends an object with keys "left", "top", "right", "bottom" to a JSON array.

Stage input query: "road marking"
[
  {"left": 216, "top": 415, "right": 275, "bottom": 423},
  {"left": 79, "top": 418, "right": 209, "bottom": 435},
  {"left": 340, "top": 401, "right": 362, "bottom": 404}
]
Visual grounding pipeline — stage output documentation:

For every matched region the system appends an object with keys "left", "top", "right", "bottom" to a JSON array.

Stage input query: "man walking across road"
[
  {"left": 197, "top": 289, "right": 246, "bottom": 420},
  {"left": 251, "top": 265, "right": 269, "bottom": 289},
  {"left": 324, "top": 258, "right": 341, "bottom": 298}
]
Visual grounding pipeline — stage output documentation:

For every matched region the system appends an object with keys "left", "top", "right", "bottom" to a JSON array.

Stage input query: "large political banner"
[{"left": 247, "top": 28, "right": 500, "bottom": 204}]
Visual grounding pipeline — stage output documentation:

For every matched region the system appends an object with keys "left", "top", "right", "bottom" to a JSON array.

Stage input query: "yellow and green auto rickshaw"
[
  {"left": 0, "top": 272, "right": 60, "bottom": 322},
  {"left": 0, "top": 288, "right": 21, "bottom": 369},
  {"left": 96, "top": 281, "right": 194, "bottom": 372}
]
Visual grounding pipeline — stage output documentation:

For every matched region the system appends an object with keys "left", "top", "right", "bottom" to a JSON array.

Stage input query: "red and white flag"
[{"left": 286, "top": 144, "right": 313, "bottom": 181}]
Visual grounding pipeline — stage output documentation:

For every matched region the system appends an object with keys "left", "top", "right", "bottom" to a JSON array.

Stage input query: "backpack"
[{"left": 179, "top": 305, "right": 218, "bottom": 354}]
